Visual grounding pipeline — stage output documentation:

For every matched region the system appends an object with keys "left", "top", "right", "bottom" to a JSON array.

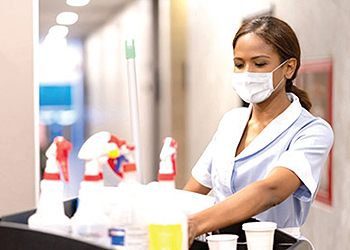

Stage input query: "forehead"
[{"left": 234, "top": 33, "right": 278, "bottom": 59}]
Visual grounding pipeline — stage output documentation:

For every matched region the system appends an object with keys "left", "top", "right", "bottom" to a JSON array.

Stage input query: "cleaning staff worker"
[{"left": 184, "top": 16, "right": 334, "bottom": 246}]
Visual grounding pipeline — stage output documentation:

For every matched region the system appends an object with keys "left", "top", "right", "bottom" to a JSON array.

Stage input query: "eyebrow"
[
  {"left": 234, "top": 55, "right": 271, "bottom": 60},
  {"left": 252, "top": 55, "right": 270, "bottom": 60}
]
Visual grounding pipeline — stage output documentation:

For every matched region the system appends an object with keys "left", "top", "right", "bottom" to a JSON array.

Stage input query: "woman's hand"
[
  {"left": 187, "top": 214, "right": 199, "bottom": 247},
  {"left": 184, "top": 176, "right": 211, "bottom": 247}
]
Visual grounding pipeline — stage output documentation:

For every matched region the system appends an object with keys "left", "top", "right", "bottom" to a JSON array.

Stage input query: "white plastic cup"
[
  {"left": 206, "top": 234, "right": 239, "bottom": 250},
  {"left": 242, "top": 222, "right": 277, "bottom": 250}
]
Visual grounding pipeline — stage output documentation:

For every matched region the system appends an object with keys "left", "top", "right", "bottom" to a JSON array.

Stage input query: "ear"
[{"left": 284, "top": 58, "right": 297, "bottom": 79}]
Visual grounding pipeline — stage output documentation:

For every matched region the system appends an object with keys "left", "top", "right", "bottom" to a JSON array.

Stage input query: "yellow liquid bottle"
[{"left": 149, "top": 224, "right": 182, "bottom": 250}]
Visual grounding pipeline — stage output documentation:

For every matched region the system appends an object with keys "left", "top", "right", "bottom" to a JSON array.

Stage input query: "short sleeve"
[
  {"left": 191, "top": 133, "right": 217, "bottom": 189},
  {"left": 275, "top": 119, "right": 334, "bottom": 202}
]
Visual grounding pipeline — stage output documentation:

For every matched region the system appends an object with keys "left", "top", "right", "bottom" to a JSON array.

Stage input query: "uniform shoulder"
[
  {"left": 299, "top": 109, "right": 334, "bottom": 143},
  {"left": 300, "top": 109, "right": 332, "bottom": 130}
]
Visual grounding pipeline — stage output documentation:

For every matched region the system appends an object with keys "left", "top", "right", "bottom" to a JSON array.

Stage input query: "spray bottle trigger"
[
  {"left": 55, "top": 137, "right": 73, "bottom": 182},
  {"left": 171, "top": 153, "right": 177, "bottom": 176}
]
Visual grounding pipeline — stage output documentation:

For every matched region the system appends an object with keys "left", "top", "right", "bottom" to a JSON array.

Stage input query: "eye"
[
  {"left": 255, "top": 62, "right": 267, "bottom": 67},
  {"left": 234, "top": 63, "right": 244, "bottom": 69}
]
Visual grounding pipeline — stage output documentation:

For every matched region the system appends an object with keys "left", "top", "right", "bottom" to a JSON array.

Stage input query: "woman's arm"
[
  {"left": 183, "top": 175, "right": 211, "bottom": 195},
  {"left": 187, "top": 166, "right": 302, "bottom": 245}
]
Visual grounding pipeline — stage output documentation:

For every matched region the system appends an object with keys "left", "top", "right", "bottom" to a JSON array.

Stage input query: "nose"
[
  {"left": 243, "top": 66, "right": 249, "bottom": 72},
  {"left": 234, "top": 65, "right": 250, "bottom": 73},
  {"left": 242, "top": 64, "right": 250, "bottom": 73}
]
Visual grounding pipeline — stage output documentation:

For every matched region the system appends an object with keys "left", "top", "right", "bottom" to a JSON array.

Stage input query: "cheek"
[{"left": 273, "top": 71, "right": 285, "bottom": 87}]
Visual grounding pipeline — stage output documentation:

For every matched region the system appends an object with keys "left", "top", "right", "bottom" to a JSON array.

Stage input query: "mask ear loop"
[
  {"left": 273, "top": 76, "right": 285, "bottom": 91},
  {"left": 272, "top": 59, "right": 289, "bottom": 91},
  {"left": 271, "top": 59, "right": 289, "bottom": 73}
]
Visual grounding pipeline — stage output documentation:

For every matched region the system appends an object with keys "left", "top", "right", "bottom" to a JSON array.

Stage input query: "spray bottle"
[
  {"left": 28, "top": 136, "right": 72, "bottom": 235},
  {"left": 109, "top": 143, "right": 149, "bottom": 249},
  {"left": 148, "top": 137, "right": 188, "bottom": 250},
  {"left": 158, "top": 137, "right": 178, "bottom": 188},
  {"left": 70, "top": 131, "right": 117, "bottom": 247}
]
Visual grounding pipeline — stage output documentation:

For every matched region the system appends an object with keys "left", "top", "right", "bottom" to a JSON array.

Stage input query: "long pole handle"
[{"left": 125, "top": 39, "right": 143, "bottom": 183}]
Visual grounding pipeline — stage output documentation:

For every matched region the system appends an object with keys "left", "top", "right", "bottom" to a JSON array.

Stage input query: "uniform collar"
[{"left": 234, "top": 93, "right": 302, "bottom": 161}]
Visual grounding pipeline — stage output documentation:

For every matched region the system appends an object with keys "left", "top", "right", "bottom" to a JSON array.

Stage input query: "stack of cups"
[
  {"left": 206, "top": 234, "right": 239, "bottom": 250},
  {"left": 242, "top": 221, "right": 277, "bottom": 250}
]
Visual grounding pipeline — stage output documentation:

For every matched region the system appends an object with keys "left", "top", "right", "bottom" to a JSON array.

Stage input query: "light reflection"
[
  {"left": 48, "top": 25, "right": 69, "bottom": 38},
  {"left": 66, "top": 0, "right": 90, "bottom": 7},
  {"left": 56, "top": 12, "right": 79, "bottom": 25}
]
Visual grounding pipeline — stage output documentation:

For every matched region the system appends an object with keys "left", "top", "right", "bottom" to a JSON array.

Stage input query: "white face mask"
[{"left": 231, "top": 60, "right": 288, "bottom": 104}]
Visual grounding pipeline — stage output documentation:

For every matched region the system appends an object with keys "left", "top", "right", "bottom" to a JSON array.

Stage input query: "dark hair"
[{"left": 232, "top": 16, "right": 312, "bottom": 111}]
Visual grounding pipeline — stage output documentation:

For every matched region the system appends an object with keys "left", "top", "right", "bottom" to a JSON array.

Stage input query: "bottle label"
[
  {"left": 110, "top": 228, "right": 126, "bottom": 246},
  {"left": 149, "top": 224, "right": 182, "bottom": 250}
]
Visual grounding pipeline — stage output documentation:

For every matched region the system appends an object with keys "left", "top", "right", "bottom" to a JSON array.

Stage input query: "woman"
[{"left": 184, "top": 16, "right": 333, "bottom": 246}]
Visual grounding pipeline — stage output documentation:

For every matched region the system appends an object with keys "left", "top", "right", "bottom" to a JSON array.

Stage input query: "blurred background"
[{"left": 1, "top": 0, "right": 349, "bottom": 249}]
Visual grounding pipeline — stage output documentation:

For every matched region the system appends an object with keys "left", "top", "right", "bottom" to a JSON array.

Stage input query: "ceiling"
[{"left": 39, "top": 0, "right": 131, "bottom": 41}]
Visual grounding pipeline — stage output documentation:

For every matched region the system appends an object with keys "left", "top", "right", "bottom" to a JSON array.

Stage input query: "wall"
[
  {"left": 169, "top": 0, "right": 188, "bottom": 188},
  {"left": 84, "top": 0, "right": 157, "bottom": 184},
  {"left": 0, "top": 1, "right": 39, "bottom": 216},
  {"left": 158, "top": 0, "right": 172, "bottom": 142}
]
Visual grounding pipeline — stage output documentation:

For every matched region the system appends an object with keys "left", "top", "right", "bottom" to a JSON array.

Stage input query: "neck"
[{"left": 251, "top": 92, "right": 291, "bottom": 125}]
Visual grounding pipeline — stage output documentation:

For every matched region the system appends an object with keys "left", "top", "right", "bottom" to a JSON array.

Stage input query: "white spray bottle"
[
  {"left": 110, "top": 161, "right": 149, "bottom": 250},
  {"left": 148, "top": 137, "right": 188, "bottom": 250},
  {"left": 70, "top": 131, "right": 118, "bottom": 247},
  {"left": 158, "top": 137, "right": 178, "bottom": 188},
  {"left": 107, "top": 137, "right": 149, "bottom": 249},
  {"left": 28, "top": 136, "right": 73, "bottom": 235}
]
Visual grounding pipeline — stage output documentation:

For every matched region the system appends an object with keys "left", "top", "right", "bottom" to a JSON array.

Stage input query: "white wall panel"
[{"left": 0, "top": 0, "right": 39, "bottom": 216}]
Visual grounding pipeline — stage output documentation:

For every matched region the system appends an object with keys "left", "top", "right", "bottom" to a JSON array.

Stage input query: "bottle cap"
[
  {"left": 158, "top": 173, "right": 175, "bottom": 181},
  {"left": 123, "top": 162, "right": 136, "bottom": 173},
  {"left": 83, "top": 159, "right": 102, "bottom": 181},
  {"left": 83, "top": 174, "right": 102, "bottom": 181},
  {"left": 43, "top": 172, "right": 61, "bottom": 180}
]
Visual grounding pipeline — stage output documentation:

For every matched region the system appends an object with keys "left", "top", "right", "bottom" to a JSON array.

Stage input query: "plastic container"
[
  {"left": 28, "top": 137, "right": 73, "bottom": 235},
  {"left": 71, "top": 180, "right": 111, "bottom": 247},
  {"left": 147, "top": 185, "right": 188, "bottom": 250},
  {"left": 70, "top": 131, "right": 123, "bottom": 247},
  {"left": 243, "top": 221, "right": 277, "bottom": 250},
  {"left": 28, "top": 178, "right": 71, "bottom": 235},
  {"left": 109, "top": 163, "right": 149, "bottom": 250},
  {"left": 206, "top": 234, "right": 238, "bottom": 250},
  {"left": 71, "top": 158, "right": 111, "bottom": 247},
  {"left": 145, "top": 137, "right": 188, "bottom": 250}
]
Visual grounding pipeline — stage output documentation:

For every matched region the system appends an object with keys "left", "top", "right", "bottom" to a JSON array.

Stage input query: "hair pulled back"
[{"left": 232, "top": 16, "right": 311, "bottom": 111}]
